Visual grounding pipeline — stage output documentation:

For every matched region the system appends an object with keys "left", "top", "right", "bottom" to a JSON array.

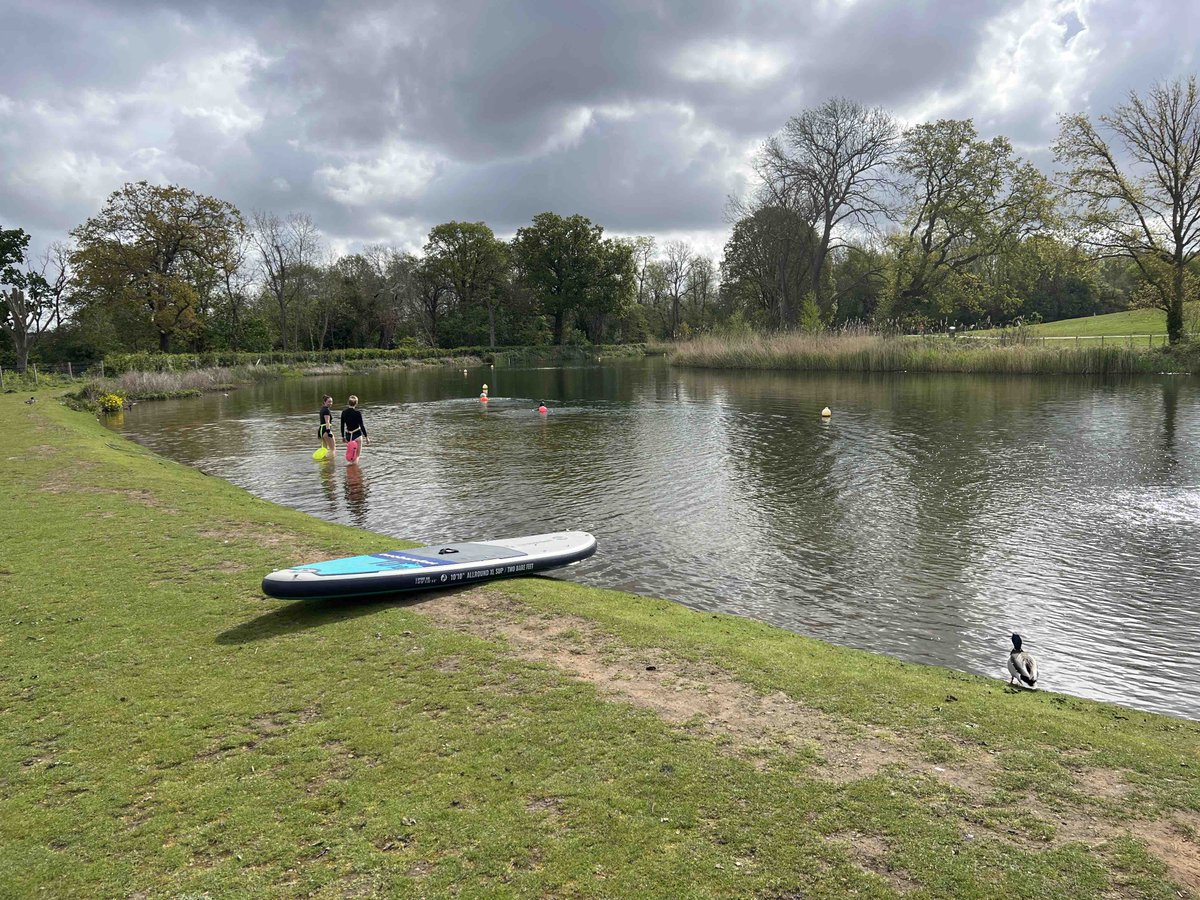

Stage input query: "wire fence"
[
  {"left": 0, "top": 361, "right": 102, "bottom": 390},
  {"left": 956, "top": 332, "right": 1187, "bottom": 348}
]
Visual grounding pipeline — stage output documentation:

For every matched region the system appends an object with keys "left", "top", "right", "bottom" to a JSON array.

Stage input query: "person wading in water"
[
  {"left": 318, "top": 395, "right": 337, "bottom": 457},
  {"left": 341, "top": 395, "right": 369, "bottom": 461}
]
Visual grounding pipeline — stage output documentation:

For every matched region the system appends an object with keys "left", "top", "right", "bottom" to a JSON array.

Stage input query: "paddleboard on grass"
[{"left": 262, "top": 531, "right": 597, "bottom": 600}]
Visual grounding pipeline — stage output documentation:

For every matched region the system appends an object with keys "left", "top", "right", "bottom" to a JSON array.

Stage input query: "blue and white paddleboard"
[{"left": 262, "top": 531, "right": 597, "bottom": 600}]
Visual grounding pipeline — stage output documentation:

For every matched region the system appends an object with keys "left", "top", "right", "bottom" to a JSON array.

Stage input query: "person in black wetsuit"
[
  {"left": 318, "top": 395, "right": 336, "bottom": 455},
  {"left": 340, "top": 394, "right": 369, "bottom": 458}
]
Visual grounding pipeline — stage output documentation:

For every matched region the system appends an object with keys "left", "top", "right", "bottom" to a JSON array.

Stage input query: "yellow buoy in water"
[{"left": 821, "top": 407, "right": 832, "bottom": 418}]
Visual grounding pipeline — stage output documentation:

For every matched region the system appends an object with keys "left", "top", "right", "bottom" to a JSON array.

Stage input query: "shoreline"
[
  {"left": 3, "top": 389, "right": 1200, "bottom": 896},
  {"left": 668, "top": 332, "right": 1198, "bottom": 376}
]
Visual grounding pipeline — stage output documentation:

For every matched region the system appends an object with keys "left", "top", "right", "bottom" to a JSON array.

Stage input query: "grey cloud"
[{"left": 2, "top": 0, "right": 1197, "bottom": 260}]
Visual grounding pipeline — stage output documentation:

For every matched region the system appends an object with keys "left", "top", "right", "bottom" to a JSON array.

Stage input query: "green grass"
[
  {"left": 3, "top": 390, "right": 1200, "bottom": 898},
  {"left": 1030, "top": 308, "right": 1173, "bottom": 337},
  {"left": 976, "top": 303, "right": 1199, "bottom": 340}
]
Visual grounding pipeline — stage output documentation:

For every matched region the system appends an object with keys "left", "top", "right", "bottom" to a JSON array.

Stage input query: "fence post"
[
  {"left": 68, "top": 362, "right": 73, "bottom": 379},
  {"left": 100, "top": 359, "right": 105, "bottom": 378},
  {"left": 1100, "top": 335, "right": 1104, "bottom": 347},
  {"left": 33, "top": 364, "right": 38, "bottom": 386},
  {"left": 0, "top": 365, "right": 4, "bottom": 390}
]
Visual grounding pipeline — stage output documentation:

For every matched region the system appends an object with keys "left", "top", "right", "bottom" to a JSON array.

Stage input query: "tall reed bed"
[{"left": 669, "top": 333, "right": 1173, "bottom": 375}]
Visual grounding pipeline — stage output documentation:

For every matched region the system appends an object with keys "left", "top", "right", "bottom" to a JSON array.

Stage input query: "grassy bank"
[
  {"left": 669, "top": 332, "right": 1195, "bottom": 375},
  {"left": 3, "top": 392, "right": 1200, "bottom": 898}
]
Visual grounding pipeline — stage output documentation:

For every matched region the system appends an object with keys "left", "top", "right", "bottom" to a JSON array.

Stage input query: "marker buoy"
[{"left": 821, "top": 407, "right": 832, "bottom": 418}]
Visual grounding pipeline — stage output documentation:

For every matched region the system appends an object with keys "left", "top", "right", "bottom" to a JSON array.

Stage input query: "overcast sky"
[{"left": 2, "top": 0, "right": 1197, "bottom": 263}]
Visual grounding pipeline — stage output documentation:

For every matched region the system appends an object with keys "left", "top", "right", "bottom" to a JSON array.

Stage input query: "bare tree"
[
  {"left": 1055, "top": 76, "right": 1200, "bottom": 344},
  {"left": 251, "top": 211, "right": 321, "bottom": 350},
  {"left": 212, "top": 228, "right": 254, "bottom": 349},
  {"left": 662, "top": 240, "right": 694, "bottom": 339},
  {"left": 687, "top": 256, "right": 716, "bottom": 328},
  {"left": 370, "top": 247, "right": 420, "bottom": 348},
  {"left": 415, "top": 257, "right": 450, "bottom": 347},
  {"left": 36, "top": 241, "right": 74, "bottom": 331},
  {"left": 630, "top": 235, "right": 657, "bottom": 306},
  {"left": 754, "top": 97, "right": 898, "bottom": 320}
]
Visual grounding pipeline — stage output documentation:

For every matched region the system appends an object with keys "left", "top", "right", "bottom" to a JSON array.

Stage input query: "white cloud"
[
  {"left": 314, "top": 142, "right": 441, "bottom": 206},
  {"left": 671, "top": 39, "right": 789, "bottom": 88}
]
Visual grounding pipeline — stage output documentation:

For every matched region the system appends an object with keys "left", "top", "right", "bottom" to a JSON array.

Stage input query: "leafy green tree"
[
  {"left": 829, "top": 242, "right": 888, "bottom": 323},
  {"left": 511, "top": 212, "right": 607, "bottom": 344},
  {"left": 579, "top": 238, "right": 636, "bottom": 343},
  {"left": 424, "top": 222, "right": 509, "bottom": 348},
  {"left": 721, "top": 205, "right": 820, "bottom": 327},
  {"left": 885, "top": 119, "right": 1053, "bottom": 321},
  {"left": 327, "top": 254, "right": 386, "bottom": 347},
  {"left": 71, "top": 182, "right": 245, "bottom": 352},
  {"left": 1, "top": 226, "right": 51, "bottom": 372},
  {"left": 993, "top": 235, "right": 1099, "bottom": 324},
  {"left": 1055, "top": 76, "right": 1200, "bottom": 343}
]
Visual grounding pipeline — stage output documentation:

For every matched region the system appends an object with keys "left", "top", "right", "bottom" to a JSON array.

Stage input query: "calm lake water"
[{"left": 111, "top": 359, "right": 1200, "bottom": 719}]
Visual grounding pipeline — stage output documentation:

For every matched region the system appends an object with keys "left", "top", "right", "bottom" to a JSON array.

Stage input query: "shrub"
[{"left": 98, "top": 392, "right": 125, "bottom": 414}]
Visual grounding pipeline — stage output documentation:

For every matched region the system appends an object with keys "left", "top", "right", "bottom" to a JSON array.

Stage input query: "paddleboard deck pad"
[{"left": 262, "top": 531, "right": 596, "bottom": 600}]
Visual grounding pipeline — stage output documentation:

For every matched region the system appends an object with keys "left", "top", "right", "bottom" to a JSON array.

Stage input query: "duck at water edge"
[{"left": 1008, "top": 633, "right": 1038, "bottom": 688}]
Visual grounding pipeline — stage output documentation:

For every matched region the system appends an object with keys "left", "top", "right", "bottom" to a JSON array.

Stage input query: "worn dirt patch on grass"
[
  {"left": 197, "top": 525, "right": 333, "bottom": 564},
  {"left": 828, "top": 830, "right": 917, "bottom": 893},
  {"left": 413, "top": 591, "right": 984, "bottom": 786},
  {"left": 38, "top": 469, "right": 180, "bottom": 512},
  {"left": 413, "top": 590, "right": 1200, "bottom": 896},
  {"left": 1132, "top": 812, "right": 1200, "bottom": 894}
]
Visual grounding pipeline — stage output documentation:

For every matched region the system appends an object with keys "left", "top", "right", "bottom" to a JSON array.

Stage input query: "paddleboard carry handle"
[{"left": 438, "top": 548, "right": 459, "bottom": 555}]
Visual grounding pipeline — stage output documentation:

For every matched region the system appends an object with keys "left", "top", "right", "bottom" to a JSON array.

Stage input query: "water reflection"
[
  {"left": 112, "top": 360, "right": 1200, "bottom": 719},
  {"left": 344, "top": 463, "right": 369, "bottom": 525}
]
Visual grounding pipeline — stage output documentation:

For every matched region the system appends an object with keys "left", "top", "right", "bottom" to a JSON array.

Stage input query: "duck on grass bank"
[{"left": 1008, "top": 633, "right": 1038, "bottom": 689}]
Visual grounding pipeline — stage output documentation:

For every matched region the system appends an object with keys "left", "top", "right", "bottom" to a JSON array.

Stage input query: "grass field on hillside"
[
  {"left": 1031, "top": 308, "right": 1170, "bottom": 337},
  {"left": 3, "top": 390, "right": 1200, "bottom": 898}
]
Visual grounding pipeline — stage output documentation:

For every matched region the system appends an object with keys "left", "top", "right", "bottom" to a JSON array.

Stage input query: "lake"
[{"left": 111, "top": 358, "right": 1200, "bottom": 719}]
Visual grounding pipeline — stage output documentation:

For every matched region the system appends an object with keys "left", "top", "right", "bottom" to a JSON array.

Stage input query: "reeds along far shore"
[{"left": 668, "top": 333, "right": 1179, "bottom": 375}]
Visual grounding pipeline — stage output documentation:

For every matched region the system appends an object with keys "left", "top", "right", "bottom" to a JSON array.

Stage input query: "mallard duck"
[{"left": 1008, "top": 633, "right": 1038, "bottom": 688}]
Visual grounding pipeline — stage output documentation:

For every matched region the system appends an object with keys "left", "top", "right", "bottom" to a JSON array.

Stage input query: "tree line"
[{"left": 4, "top": 75, "right": 1199, "bottom": 372}]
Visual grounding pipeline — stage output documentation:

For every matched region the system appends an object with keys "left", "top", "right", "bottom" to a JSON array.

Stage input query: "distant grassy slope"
[
  {"left": 3, "top": 390, "right": 1200, "bottom": 898},
  {"left": 1030, "top": 308, "right": 1169, "bottom": 337}
]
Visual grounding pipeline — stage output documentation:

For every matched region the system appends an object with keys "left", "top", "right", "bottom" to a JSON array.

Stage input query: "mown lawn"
[
  {"left": 2, "top": 389, "right": 1199, "bottom": 898},
  {"left": 1031, "top": 308, "right": 1171, "bottom": 337},
  {"left": 1018, "top": 303, "right": 1199, "bottom": 338}
]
